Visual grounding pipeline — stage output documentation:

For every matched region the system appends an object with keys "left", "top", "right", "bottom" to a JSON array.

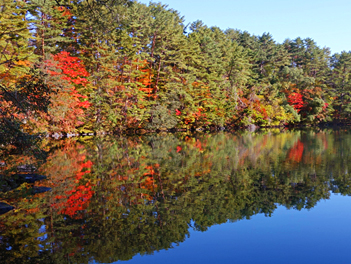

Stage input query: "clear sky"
[{"left": 137, "top": 0, "right": 351, "bottom": 54}]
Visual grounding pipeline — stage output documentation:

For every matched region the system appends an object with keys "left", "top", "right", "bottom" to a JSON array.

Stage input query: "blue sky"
[{"left": 137, "top": 0, "right": 351, "bottom": 54}]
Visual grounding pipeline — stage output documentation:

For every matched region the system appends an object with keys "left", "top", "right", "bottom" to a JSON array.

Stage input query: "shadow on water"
[
  {"left": 1, "top": 128, "right": 351, "bottom": 263},
  {"left": 0, "top": 128, "right": 51, "bottom": 215}
]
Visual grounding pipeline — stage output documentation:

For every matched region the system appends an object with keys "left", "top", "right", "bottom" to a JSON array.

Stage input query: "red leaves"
[
  {"left": 252, "top": 100, "right": 268, "bottom": 120},
  {"left": 60, "top": 182, "right": 94, "bottom": 217},
  {"left": 42, "top": 51, "right": 91, "bottom": 132},
  {"left": 193, "top": 107, "right": 207, "bottom": 121},
  {"left": 81, "top": 160, "right": 93, "bottom": 168},
  {"left": 55, "top": 6, "right": 73, "bottom": 18},
  {"left": 47, "top": 51, "right": 90, "bottom": 91},
  {"left": 288, "top": 92, "right": 304, "bottom": 112},
  {"left": 51, "top": 158, "right": 95, "bottom": 218},
  {"left": 52, "top": 51, "right": 89, "bottom": 79},
  {"left": 176, "top": 109, "right": 181, "bottom": 116},
  {"left": 287, "top": 140, "right": 304, "bottom": 163},
  {"left": 77, "top": 100, "right": 91, "bottom": 109},
  {"left": 139, "top": 164, "right": 160, "bottom": 197}
]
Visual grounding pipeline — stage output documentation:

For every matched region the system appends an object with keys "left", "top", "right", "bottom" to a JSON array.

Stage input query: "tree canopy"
[{"left": 1, "top": 0, "right": 351, "bottom": 135}]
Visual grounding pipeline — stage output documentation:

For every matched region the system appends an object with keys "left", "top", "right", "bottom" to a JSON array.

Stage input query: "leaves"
[{"left": 1, "top": 0, "right": 351, "bottom": 134}]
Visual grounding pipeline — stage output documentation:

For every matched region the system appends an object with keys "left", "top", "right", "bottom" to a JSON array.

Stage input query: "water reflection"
[{"left": 1, "top": 129, "right": 351, "bottom": 263}]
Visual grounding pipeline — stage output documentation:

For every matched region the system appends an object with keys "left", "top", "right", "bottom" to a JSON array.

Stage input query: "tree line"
[{"left": 1, "top": 0, "right": 351, "bottom": 135}]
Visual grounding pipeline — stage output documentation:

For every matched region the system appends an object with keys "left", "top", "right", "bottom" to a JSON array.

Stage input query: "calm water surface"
[{"left": 1, "top": 129, "right": 351, "bottom": 263}]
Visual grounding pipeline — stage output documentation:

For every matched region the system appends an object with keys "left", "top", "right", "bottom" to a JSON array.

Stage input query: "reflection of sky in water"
[
  {"left": 3, "top": 130, "right": 351, "bottom": 263},
  {"left": 121, "top": 194, "right": 351, "bottom": 264}
]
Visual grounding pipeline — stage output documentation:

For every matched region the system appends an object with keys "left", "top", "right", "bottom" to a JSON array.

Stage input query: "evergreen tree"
[
  {"left": 29, "top": 0, "right": 75, "bottom": 59},
  {"left": 329, "top": 51, "right": 351, "bottom": 119},
  {"left": 0, "top": 0, "right": 35, "bottom": 89}
]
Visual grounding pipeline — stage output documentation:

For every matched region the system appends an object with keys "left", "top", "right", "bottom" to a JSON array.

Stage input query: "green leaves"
[
  {"left": 3, "top": 0, "right": 351, "bottom": 133},
  {"left": 0, "top": 0, "right": 36, "bottom": 88}
]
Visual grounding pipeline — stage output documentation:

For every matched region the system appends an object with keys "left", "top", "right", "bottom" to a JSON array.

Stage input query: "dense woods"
[
  {"left": 3, "top": 2, "right": 351, "bottom": 262},
  {"left": 2, "top": 0, "right": 351, "bottom": 136}
]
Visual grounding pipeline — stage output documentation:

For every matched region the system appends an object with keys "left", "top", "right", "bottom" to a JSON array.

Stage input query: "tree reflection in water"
[{"left": 1, "top": 128, "right": 351, "bottom": 263}]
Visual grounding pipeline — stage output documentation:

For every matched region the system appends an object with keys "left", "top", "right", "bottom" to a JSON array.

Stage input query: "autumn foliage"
[
  {"left": 288, "top": 93, "right": 304, "bottom": 113},
  {"left": 287, "top": 140, "right": 304, "bottom": 163},
  {"left": 1, "top": 0, "right": 350, "bottom": 137}
]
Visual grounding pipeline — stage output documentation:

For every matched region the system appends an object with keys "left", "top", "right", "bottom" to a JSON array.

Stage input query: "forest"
[{"left": 2, "top": 0, "right": 351, "bottom": 137}]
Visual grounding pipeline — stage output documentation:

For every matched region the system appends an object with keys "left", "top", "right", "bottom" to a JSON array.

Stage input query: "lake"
[{"left": 1, "top": 128, "right": 351, "bottom": 263}]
